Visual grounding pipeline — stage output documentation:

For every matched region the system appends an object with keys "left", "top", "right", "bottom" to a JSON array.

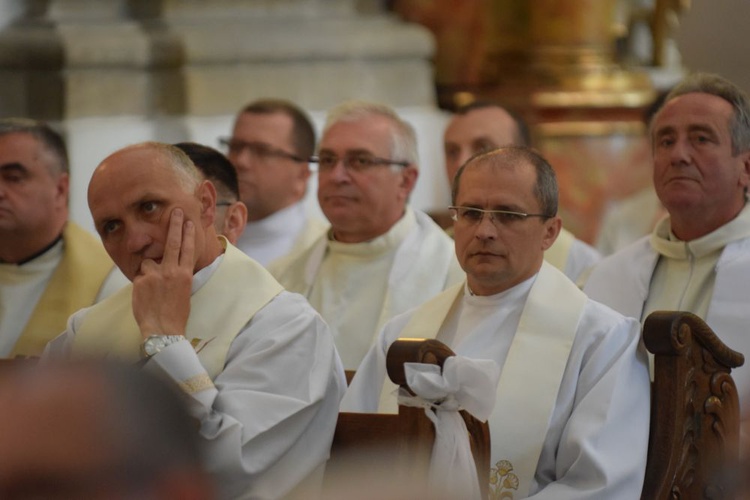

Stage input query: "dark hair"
[
  {"left": 174, "top": 142, "right": 240, "bottom": 201},
  {"left": 240, "top": 99, "right": 316, "bottom": 159},
  {"left": 452, "top": 146, "right": 558, "bottom": 217},
  {"left": 0, "top": 117, "right": 69, "bottom": 174},
  {"left": 453, "top": 101, "right": 532, "bottom": 147},
  {"left": 653, "top": 72, "right": 750, "bottom": 154}
]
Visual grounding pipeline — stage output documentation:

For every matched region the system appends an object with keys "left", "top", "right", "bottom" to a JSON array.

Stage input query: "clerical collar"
[{"left": 3, "top": 234, "right": 63, "bottom": 266}]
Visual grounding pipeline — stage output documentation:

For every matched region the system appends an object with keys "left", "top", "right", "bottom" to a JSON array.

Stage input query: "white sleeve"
[
  {"left": 527, "top": 303, "right": 650, "bottom": 499},
  {"left": 143, "top": 291, "right": 346, "bottom": 500},
  {"left": 340, "top": 309, "right": 415, "bottom": 413}
]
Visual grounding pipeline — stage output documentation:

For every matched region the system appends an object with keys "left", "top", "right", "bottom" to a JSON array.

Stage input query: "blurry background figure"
[
  {"left": 222, "top": 99, "right": 328, "bottom": 267},
  {"left": 595, "top": 91, "right": 670, "bottom": 256},
  {"left": 174, "top": 142, "right": 248, "bottom": 246},
  {"left": 0, "top": 360, "right": 215, "bottom": 500}
]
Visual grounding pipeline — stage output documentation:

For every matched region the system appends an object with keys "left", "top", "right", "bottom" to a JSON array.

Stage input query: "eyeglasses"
[
  {"left": 218, "top": 138, "right": 306, "bottom": 163},
  {"left": 449, "top": 206, "right": 552, "bottom": 225},
  {"left": 310, "top": 153, "right": 410, "bottom": 173}
]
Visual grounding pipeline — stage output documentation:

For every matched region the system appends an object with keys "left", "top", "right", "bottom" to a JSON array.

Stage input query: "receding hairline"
[{"left": 94, "top": 142, "right": 202, "bottom": 192}]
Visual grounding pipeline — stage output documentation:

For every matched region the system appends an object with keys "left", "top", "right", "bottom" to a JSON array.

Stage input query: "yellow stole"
[
  {"left": 12, "top": 222, "right": 114, "bottom": 357},
  {"left": 380, "top": 263, "right": 585, "bottom": 498},
  {"left": 543, "top": 227, "right": 575, "bottom": 273},
  {"left": 72, "top": 240, "right": 283, "bottom": 379}
]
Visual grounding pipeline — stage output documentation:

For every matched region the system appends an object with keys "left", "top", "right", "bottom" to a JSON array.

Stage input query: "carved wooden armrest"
[
  {"left": 385, "top": 338, "right": 456, "bottom": 388},
  {"left": 641, "top": 311, "right": 744, "bottom": 500}
]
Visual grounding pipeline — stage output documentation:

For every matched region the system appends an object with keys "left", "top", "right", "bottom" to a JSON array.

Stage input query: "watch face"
[{"left": 144, "top": 337, "right": 164, "bottom": 357}]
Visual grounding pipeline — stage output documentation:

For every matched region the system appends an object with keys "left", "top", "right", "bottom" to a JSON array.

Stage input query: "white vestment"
[
  {"left": 47, "top": 244, "right": 346, "bottom": 500},
  {"left": 343, "top": 264, "right": 650, "bottom": 499},
  {"left": 0, "top": 222, "right": 127, "bottom": 357},
  {"left": 585, "top": 205, "right": 750, "bottom": 417},
  {"left": 270, "top": 207, "right": 464, "bottom": 370},
  {"left": 236, "top": 200, "right": 328, "bottom": 267}
]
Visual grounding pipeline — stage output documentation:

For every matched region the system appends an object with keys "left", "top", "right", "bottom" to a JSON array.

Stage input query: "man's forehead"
[
  {"left": 656, "top": 92, "right": 734, "bottom": 125},
  {"left": 452, "top": 107, "right": 515, "bottom": 133},
  {"left": 233, "top": 112, "right": 294, "bottom": 142}
]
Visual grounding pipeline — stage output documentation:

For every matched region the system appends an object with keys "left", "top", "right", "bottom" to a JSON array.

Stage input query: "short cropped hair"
[
  {"left": 453, "top": 101, "right": 532, "bottom": 147},
  {"left": 174, "top": 142, "right": 240, "bottom": 201},
  {"left": 452, "top": 146, "right": 558, "bottom": 217},
  {"left": 123, "top": 142, "right": 202, "bottom": 193},
  {"left": 322, "top": 100, "right": 419, "bottom": 166},
  {"left": 655, "top": 73, "right": 750, "bottom": 155},
  {"left": 240, "top": 99, "right": 316, "bottom": 159},
  {"left": 0, "top": 117, "right": 69, "bottom": 174}
]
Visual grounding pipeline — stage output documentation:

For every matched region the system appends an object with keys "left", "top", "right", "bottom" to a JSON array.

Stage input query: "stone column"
[{"left": 0, "top": 0, "right": 444, "bottom": 230}]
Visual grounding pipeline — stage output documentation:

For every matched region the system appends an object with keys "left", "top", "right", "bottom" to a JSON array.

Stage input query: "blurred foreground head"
[{"left": 0, "top": 360, "right": 215, "bottom": 500}]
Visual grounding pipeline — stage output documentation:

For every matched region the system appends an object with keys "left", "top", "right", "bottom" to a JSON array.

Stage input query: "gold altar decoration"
[{"left": 393, "top": 0, "right": 688, "bottom": 244}]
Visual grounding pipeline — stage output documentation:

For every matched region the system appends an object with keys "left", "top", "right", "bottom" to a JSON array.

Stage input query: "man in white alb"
[
  {"left": 0, "top": 118, "right": 126, "bottom": 358},
  {"left": 270, "top": 101, "right": 464, "bottom": 370},
  {"left": 443, "top": 102, "right": 601, "bottom": 282},
  {"left": 222, "top": 99, "right": 328, "bottom": 266},
  {"left": 584, "top": 72, "right": 750, "bottom": 417},
  {"left": 46, "top": 142, "right": 345, "bottom": 499},
  {"left": 343, "top": 146, "right": 650, "bottom": 499}
]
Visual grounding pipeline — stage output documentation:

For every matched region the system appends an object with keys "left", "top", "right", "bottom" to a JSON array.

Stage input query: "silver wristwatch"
[{"left": 141, "top": 335, "right": 184, "bottom": 358}]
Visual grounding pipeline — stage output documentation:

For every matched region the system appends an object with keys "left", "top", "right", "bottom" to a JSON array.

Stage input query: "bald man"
[{"left": 46, "top": 142, "right": 345, "bottom": 499}]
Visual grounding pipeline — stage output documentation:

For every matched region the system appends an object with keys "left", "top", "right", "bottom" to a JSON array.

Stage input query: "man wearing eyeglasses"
[
  {"left": 443, "top": 101, "right": 601, "bottom": 283},
  {"left": 221, "top": 99, "right": 328, "bottom": 266},
  {"left": 343, "top": 146, "right": 650, "bottom": 499},
  {"left": 270, "top": 101, "right": 464, "bottom": 371},
  {"left": 175, "top": 142, "right": 248, "bottom": 246}
]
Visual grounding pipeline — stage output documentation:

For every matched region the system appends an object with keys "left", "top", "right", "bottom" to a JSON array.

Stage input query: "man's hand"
[{"left": 133, "top": 208, "right": 195, "bottom": 338}]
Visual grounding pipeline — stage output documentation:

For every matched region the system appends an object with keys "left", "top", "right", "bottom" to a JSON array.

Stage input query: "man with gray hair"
[
  {"left": 270, "top": 101, "right": 464, "bottom": 371},
  {"left": 0, "top": 118, "right": 126, "bottom": 358},
  {"left": 46, "top": 141, "right": 346, "bottom": 499},
  {"left": 584, "top": 72, "right": 750, "bottom": 417}
]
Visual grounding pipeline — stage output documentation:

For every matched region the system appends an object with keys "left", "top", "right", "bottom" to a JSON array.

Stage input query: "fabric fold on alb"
[{"left": 396, "top": 356, "right": 500, "bottom": 500}]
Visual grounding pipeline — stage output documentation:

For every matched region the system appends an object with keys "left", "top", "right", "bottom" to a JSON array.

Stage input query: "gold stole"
[
  {"left": 544, "top": 227, "right": 575, "bottom": 273},
  {"left": 12, "top": 222, "right": 114, "bottom": 357},
  {"left": 72, "top": 240, "right": 283, "bottom": 379},
  {"left": 380, "top": 263, "right": 585, "bottom": 498}
]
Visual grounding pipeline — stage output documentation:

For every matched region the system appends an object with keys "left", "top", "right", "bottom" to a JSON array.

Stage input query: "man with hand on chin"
[{"left": 46, "top": 142, "right": 345, "bottom": 500}]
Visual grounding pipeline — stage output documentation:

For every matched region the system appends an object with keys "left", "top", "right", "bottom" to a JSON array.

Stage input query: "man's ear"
[
  {"left": 221, "top": 201, "right": 248, "bottom": 245},
  {"left": 399, "top": 165, "right": 419, "bottom": 198},
  {"left": 541, "top": 216, "right": 562, "bottom": 251},
  {"left": 56, "top": 172, "right": 70, "bottom": 209},
  {"left": 197, "top": 180, "right": 217, "bottom": 229},
  {"left": 739, "top": 151, "right": 750, "bottom": 190}
]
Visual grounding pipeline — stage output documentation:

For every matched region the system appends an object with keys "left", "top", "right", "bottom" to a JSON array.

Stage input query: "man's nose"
[
  {"left": 326, "top": 157, "right": 352, "bottom": 183},
  {"left": 475, "top": 212, "right": 498, "bottom": 239},
  {"left": 669, "top": 137, "right": 692, "bottom": 165},
  {"left": 125, "top": 225, "right": 152, "bottom": 254}
]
